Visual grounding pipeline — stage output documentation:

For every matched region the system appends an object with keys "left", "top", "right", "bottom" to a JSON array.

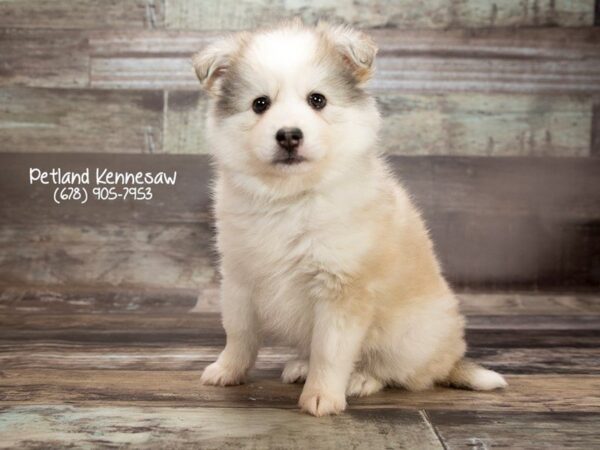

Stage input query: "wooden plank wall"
[{"left": 0, "top": 1, "right": 599, "bottom": 298}]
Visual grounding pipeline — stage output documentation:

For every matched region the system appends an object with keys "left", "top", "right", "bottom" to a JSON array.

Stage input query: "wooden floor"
[{"left": 0, "top": 288, "right": 598, "bottom": 448}]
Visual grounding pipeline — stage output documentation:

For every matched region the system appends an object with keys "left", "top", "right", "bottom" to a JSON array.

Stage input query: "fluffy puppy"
[{"left": 193, "top": 20, "right": 506, "bottom": 417}]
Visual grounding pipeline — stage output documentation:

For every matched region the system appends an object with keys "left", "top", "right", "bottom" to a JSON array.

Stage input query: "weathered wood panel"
[
  {"left": 0, "top": 285, "right": 201, "bottom": 314},
  {"left": 3, "top": 28, "right": 599, "bottom": 97},
  {"left": 466, "top": 330, "right": 600, "bottom": 348},
  {"left": 164, "top": 90, "right": 209, "bottom": 154},
  {"left": 2, "top": 313, "right": 596, "bottom": 338},
  {"left": 1, "top": 344, "right": 598, "bottom": 374},
  {"left": 0, "top": 88, "right": 163, "bottom": 154},
  {"left": 1, "top": 371, "right": 598, "bottom": 412},
  {"left": 2, "top": 87, "right": 592, "bottom": 156},
  {"left": 168, "top": 90, "right": 593, "bottom": 156},
  {"left": 84, "top": 28, "right": 600, "bottom": 94},
  {"left": 394, "top": 156, "right": 600, "bottom": 290},
  {"left": 378, "top": 93, "right": 592, "bottom": 156},
  {"left": 0, "top": 311, "right": 598, "bottom": 349},
  {"left": 0, "top": 29, "right": 89, "bottom": 88},
  {"left": 466, "top": 315, "right": 600, "bottom": 330},
  {"left": 0, "top": 0, "right": 165, "bottom": 29},
  {"left": 1, "top": 153, "right": 599, "bottom": 290},
  {"left": 428, "top": 411, "right": 600, "bottom": 450},
  {"left": 0, "top": 345, "right": 292, "bottom": 371},
  {"left": 2, "top": 286, "right": 598, "bottom": 315},
  {"left": 0, "top": 406, "right": 443, "bottom": 450},
  {"left": 164, "top": 0, "right": 595, "bottom": 29},
  {"left": 0, "top": 225, "right": 218, "bottom": 291},
  {"left": 593, "top": 102, "right": 600, "bottom": 156},
  {"left": 458, "top": 293, "right": 600, "bottom": 315},
  {"left": 467, "top": 347, "right": 600, "bottom": 375}
]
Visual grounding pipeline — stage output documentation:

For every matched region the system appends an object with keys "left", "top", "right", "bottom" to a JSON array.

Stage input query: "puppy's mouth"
[{"left": 273, "top": 155, "right": 307, "bottom": 166}]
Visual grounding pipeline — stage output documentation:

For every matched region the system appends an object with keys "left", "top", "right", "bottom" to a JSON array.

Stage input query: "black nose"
[{"left": 275, "top": 127, "right": 303, "bottom": 152}]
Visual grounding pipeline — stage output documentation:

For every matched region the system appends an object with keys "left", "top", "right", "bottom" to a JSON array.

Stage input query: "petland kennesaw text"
[{"left": 29, "top": 168, "right": 177, "bottom": 185}]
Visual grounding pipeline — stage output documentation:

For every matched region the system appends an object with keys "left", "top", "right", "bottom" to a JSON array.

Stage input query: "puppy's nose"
[{"left": 275, "top": 127, "right": 303, "bottom": 152}]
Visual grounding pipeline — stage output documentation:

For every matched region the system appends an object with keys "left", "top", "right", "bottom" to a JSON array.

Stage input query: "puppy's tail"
[{"left": 445, "top": 358, "right": 507, "bottom": 391}]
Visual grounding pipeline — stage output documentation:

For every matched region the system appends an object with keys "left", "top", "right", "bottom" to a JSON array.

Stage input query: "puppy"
[{"left": 193, "top": 20, "right": 506, "bottom": 417}]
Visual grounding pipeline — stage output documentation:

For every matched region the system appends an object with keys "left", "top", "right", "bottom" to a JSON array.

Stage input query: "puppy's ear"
[
  {"left": 319, "top": 23, "right": 377, "bottom": 84},
  {"left": 192, "top": 33, "right": 248, "bottom": 93}
]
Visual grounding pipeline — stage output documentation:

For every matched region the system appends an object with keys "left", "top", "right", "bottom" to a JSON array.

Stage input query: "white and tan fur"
[{"left": 193, "top": 21, "right": 506, "bottom": 417}]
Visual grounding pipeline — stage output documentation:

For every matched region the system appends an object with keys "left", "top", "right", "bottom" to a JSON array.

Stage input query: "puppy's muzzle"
[{"left": 274, "top": 127, "right": 305, "bottom": 165}]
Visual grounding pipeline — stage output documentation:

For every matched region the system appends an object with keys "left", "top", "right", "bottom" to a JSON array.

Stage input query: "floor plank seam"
[{"left": 419, "top": 410, "right": 448, "bottom": 450}]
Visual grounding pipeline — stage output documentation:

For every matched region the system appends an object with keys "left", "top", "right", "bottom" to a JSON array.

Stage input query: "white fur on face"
[{"left": 205, "top": 27, "right": 381, "bottom": 195}]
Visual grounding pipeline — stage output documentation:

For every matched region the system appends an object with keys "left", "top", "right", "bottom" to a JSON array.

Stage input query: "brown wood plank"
[
  {"left": 466, "top": 347, "right": 600, "bottom": 375},
  {"left": 0, "top": 312, "right": 597, "bottom": 349},
  {"left": 0, "top": 371, "right": 598, "bottom": 412},
  {"left": 0, "top": 0, "right": 165, "bottom": 29},
  {"left": 2, "top": 286, "right": 598, "bottom": 316},
  {"left": 164, "top": 0, "right": 595, "bottom": 29},
  {"left": 466, "top": 315, "right": 600, "bottom": 330},
  {"left": 1, "top": 153, "right": 599, "bottom": 290},
  {"left": 0, "top": 285, "right": 201, "bottom": 314},
  {"left": 466, "top": 330, "right": 600, "bottom": 349},
  {"left": 393, "top": 156, "right": 600, "bottom": 290},
  {"left": 1, "top": 344, "right": 598, "bottom": 375},
  {"left": 0, "top": 312, "right": 225, "bottom": 346},
  {"left": 0, "top": 345, "right": 292, "bottom": 371},
  {"left": 428, "top": 411, "right": 600, "bottom": 449},
  {"left": 593, "top": 102, "right": 600, "bottom": 156},
  {"left": 458, "top": 293, "right": 600, "bottom": 316},
  {"left": 0, "top": 88, "right": 163, "bottom": 154},
  {"left": 0, "top": 405, "right": 443, "bottom": 450},
  {"left": 1, "top": 313, "right": 597, "bottom": 338}
]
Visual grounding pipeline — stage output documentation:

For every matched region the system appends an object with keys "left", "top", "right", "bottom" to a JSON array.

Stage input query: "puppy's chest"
[
  {"left": 222, "top": 200, "right": 371, "bottom": 312},
  {"left": 237, "top": 205, "right": 367, "bottom": 343},
  {"left": 225, "top": 201, "right": 367, "bottom": 282}
]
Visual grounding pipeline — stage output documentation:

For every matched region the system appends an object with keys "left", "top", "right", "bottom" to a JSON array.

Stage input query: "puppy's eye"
[
  {"left": 308, "top": 93, "right": 327, "bottom": 110},
  {"left": 252, "top": 96, "right": 271, "bottom": 114}
]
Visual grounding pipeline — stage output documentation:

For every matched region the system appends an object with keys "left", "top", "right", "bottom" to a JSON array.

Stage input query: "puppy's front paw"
[
  {"left": 200, "top": 361, "right": 245, "bottom": 386},
  {"left": 298, "top": 389, "right": 346, "bottom": 417},
  {"left": 282, "top": 359, "right": 309, "bottom": 384}
]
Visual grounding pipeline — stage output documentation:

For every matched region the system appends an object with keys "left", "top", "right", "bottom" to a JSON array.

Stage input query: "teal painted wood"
[
  {"left": 164, "top": 0, "right": 595, "bottom": 30},
  {"left": 0, "top": 0, "right": 165, "bottom": 29}
]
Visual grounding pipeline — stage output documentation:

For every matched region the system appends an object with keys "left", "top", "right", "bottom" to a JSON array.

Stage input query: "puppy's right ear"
[{"left": 192, "top": 33, "right": 247, "bottom": 93}]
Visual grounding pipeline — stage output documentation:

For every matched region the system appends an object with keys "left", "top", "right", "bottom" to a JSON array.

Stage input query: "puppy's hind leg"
[
  {"left": 282, "top": 358, "right": 309, "bottom": 384},
  {"left": 346, "top": 371, "right": 384, "bottom": 397}
]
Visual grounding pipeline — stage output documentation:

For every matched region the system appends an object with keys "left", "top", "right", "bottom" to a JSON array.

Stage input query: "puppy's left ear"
[
  {"left": 192, "top": 33, "right": 248, "bottom": 93},
  {"left": 319, "top": 23, "right": 377, "bottom": 84}
]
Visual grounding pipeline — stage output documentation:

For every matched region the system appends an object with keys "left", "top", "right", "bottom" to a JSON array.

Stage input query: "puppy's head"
[{"left": 193, "top": 21, "right": 381, "bottom": 194}]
